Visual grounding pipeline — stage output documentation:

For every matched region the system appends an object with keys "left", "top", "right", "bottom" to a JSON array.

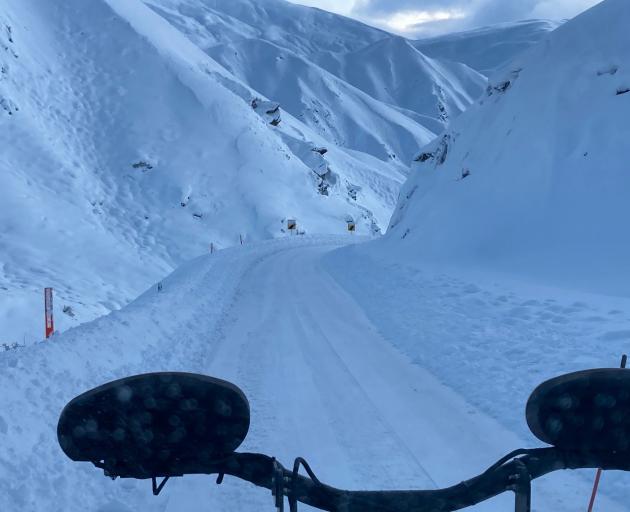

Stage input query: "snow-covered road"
[
  {"left": 0, "top": 238, "right": 625, "bottom": 511},
  {"left": 157, "top": 241, "right": 518, "bottom": 511},
  {"left": 205, "top": 245, "right": 519, "bottom": 485},
  {"left": 154, "top": 242, "right": 623, "bottom": 512}
]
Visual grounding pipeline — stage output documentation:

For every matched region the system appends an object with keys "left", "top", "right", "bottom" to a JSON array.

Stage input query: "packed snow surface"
[
  {"left": 1, "top": 237, "right": 629, "bottom": 511},
  {"left": 385, "top": 0, "right": 630, "bottom": 297}
]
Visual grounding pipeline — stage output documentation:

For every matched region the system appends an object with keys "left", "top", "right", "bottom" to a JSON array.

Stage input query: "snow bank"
[{"left": 325, "top": 239, "right": 630, "bottom": 506}]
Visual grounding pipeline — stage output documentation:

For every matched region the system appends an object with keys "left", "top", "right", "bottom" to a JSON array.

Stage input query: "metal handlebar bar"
[{"left": 160, "top": 447, "right": 629, "bottom": 512}]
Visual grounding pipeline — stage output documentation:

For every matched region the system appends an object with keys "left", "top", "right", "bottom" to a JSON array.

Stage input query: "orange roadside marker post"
[{"left": 44, "top": 287, "right": 54, "bottom": 339}]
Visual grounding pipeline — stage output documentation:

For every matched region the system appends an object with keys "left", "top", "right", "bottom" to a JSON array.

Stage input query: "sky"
[{"left": 289, "top": 0, "right": 601, "bottom": 36}]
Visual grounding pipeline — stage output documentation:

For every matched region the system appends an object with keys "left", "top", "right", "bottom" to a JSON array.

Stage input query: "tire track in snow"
[
  {"left": 204, "top": 242, "right": 437, "bottom": 492},
  {"left": 201, "top": 239, "right": 349, "bottom": 374},
  {"left": 284, "top": 251, "right": 439, "bottom": 490}
]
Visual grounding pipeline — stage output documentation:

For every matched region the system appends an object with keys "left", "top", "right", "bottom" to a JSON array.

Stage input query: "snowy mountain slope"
[
  {"left": 382, "top": 0, "right": 630, "bottom": 296},
  {"left": 1, "top": 237, "right": 627, "bottom": 511},
  {"left": 143, "top": 0, "right": 486, "bottom": 156},
  {"left": 144, "top": 0, "right": 389, "bottom": 58},
  {"left": 0, "top": 0, "right": 404, "bottom": 345},
  {"left": 328, "top": 36, "right": 486, "bottom": 134},
  {"left": 414, "top": 19, "right": 561, "bottom": 76},
  {"left": 207, "top": 37, "right": 435, "bottom": 162}
]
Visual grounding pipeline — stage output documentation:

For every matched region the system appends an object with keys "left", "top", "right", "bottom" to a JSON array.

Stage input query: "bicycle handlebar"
[
  {"left": 59, "top": 369, "right": 630, "bottom": 512},
  {"left": 164, "top": 447, "right": 629, "bottom": 512}
]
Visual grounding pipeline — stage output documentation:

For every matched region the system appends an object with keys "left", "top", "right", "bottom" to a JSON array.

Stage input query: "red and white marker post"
[{"left": 44, "top": 287, "right": 54, "bottom": 339}]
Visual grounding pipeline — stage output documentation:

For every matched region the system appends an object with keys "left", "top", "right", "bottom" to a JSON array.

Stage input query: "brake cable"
[{"left": 482, "top": 448, "right": 538, "bottom": 474}]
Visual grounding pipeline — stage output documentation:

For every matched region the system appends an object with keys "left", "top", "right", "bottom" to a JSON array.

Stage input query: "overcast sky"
[{"left": 288, "top": 0, "right": 601, "bottom": 37}]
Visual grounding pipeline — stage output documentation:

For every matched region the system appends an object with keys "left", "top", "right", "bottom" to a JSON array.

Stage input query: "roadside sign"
[
  {"left": 347, "top": 221, "right": 356, "bottom": 232},
  {"left": 287, "top": 219, "right": 297, "bottom": 232},
  {"left": 44, "top": 287, "right": 54, "bottom": 339}
]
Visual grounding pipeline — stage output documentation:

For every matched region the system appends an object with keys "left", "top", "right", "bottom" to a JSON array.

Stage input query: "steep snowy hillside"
[
  {"left": 0, "top": 0, "right": 404, "bottom": 345},
  {"left": 330, "top": 36, "right": 485, "bottom": 134},
  {"left": 143, "top": 0, "right": 486, "bottom": 158},
  {"left": 384, "top": 0, "right": 630, "bottom": 296},
  {"left": 207, "top": 37, "right": 435, "bottom": 162},
  {"left": 145, "top": 0, "right": 389, "bottom": 57},
  {"left": 414, "top": 20, "right": 561, "bottom": 76}
]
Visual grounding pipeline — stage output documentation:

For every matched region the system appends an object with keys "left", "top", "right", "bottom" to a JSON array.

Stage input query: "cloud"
[
  {"left": 287, "top": 0, "right": 601, "bottom": 36},
  {"left": 350, "top": 0, "right": 601, "bottom": 36},
  {"left": 287, "top": 0, "right": 355, "bottom": 16}
]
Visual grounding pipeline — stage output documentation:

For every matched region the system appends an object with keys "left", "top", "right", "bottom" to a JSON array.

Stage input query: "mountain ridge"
[{"left": 144, "top": 0, "right": 488, "bottom": 157}]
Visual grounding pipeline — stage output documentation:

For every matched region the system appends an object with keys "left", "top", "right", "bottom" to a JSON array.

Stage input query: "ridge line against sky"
[{"left": 288, "top": 0, "right": 602, "bottom": 37}]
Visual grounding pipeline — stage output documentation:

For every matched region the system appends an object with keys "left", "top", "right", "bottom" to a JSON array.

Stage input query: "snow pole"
[
  {"left": 210, "top": 242, "right": 214, "bottom": 254},
  {"left": 240, "top": 234, "right": 244, "bottom": 245},
  {"left": 587, "top": 470, "right": 602, "bottom": 512},
  {"left": 44, "top": 287, "right": 54, "bottom": 339},
  {"left": 587, "top": 353, "right": 627, "bottom": 512}
]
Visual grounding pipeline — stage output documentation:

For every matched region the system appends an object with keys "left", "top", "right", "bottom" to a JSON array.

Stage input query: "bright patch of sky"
[
  {"left": 376, "top": 9, "right": 466, "bottom": 33},
  {"left": 288, "top": 0, "right": 602, "bottom": 36}
]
